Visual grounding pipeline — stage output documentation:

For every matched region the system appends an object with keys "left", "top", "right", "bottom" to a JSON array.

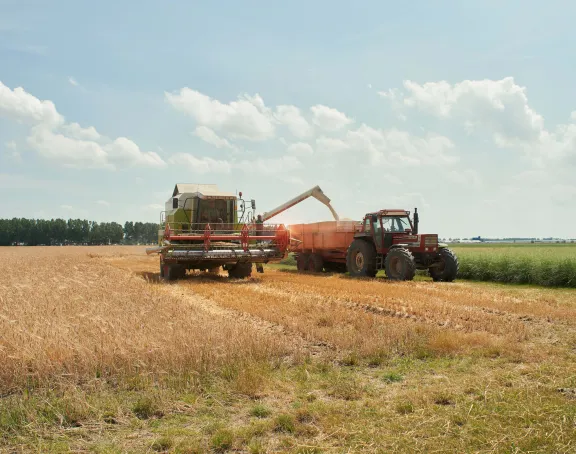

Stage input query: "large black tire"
[
  {"left": 429, "top": 248, "right": 459, "bottom": 282},
  {"left": 296, "top": 253, "right": 310, "bottom": 272},
  {"left": 307, "top": 254, "right": 324, "bottom": 272},
  {"left": 346, "top": 239, "right": 377, "bottom": 277},
  {"left": 384, "top": 247, "right": 416, "bottom": 281},
  {"left": 162, "top": 263, "right": 180, "bottom": 281},
  {"left": 228, "top": 262, "right": 252, "bottom": 279}
]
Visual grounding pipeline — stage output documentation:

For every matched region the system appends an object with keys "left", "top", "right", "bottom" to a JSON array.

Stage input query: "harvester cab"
[
  {"left": 346, "top": 208, "right": 459, "bottom": 282},
  {"left": 147, "top": 184, "right": 289, "bottom": 281}
]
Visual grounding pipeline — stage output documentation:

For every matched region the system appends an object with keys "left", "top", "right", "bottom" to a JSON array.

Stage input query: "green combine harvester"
[{"left": 146, "top": 184, "right": 289, "bottom": 280}]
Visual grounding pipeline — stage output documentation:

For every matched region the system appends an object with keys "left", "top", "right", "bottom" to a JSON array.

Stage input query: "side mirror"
[
  {"left": 172, "top": 198, "right": 178, "bottom": 209},
  {"left": 251, "top": 199, "right": 256, "bottom": 210}
]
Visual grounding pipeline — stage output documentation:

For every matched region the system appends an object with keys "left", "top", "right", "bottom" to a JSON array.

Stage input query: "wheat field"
[{"left": 1, "top": 246, "right": 576, "bottom": 453}]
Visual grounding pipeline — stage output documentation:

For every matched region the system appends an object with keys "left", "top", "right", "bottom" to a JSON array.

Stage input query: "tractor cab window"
[{"left": 381, "top": 216, "right": 412, "bottom": 232}]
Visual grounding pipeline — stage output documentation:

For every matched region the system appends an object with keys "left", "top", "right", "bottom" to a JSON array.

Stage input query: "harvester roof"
[{"left": 171, "top": 184, "right": 236, "bottom": 200}]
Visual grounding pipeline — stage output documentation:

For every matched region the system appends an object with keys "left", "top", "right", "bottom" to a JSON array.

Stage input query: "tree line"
[{"left": 0, "top": 218, "right": 160, "bottom": 246}]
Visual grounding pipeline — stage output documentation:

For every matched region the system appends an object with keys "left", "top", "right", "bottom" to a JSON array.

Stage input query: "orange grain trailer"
[{"left": 287, "top": 220, "right": 358, "bottom": 273}]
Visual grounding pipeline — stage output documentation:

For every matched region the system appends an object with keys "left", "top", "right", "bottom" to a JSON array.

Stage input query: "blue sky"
[{"left": 1, "top": 0, "right": 575, "bottom": 238}]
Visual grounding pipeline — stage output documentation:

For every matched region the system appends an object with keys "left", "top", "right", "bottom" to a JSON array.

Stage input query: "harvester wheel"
[
  {"left": 296, "top": 253, "right": 310, "bottom": 272},
  {"left": 228, "top": 262, "right": 252, "bottom": 279},
  {"left": 428, "top": 248, "right": 459, "bottom": 282},
  {"left": 384, "top": 247, "right": 416, "bottom": 281},
  {"left": 346, "top": 239, "right": 377, "bottom": 277},
  {"left": 162, "top": 264, "right": 177, "bottom": 281},
  {"left": 307, "top": 254, "right": 324, "bottom": 273}
]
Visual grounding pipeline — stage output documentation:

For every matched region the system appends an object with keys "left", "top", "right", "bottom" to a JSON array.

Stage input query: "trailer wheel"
[
  {"left": 346, "top": 239, "right": 377, "bottom": 277},
  {"left": 296, "top": 253, "right": 310, "bottom": 272},
  {"left": 228, "top": 262, "right": 252, "bottom": 279},
  {"left": 428, "top": 248, "right": 459, "bottom": 282},
  {"left": 384, "top": 247, "right": 416, "bottom": 281},
  {"left": 307, "top": 254, "right": 324, "bottom": 272}
]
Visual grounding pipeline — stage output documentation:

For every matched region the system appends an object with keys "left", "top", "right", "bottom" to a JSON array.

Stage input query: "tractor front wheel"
[
  {"left": 228, "top": 262, "right": 252, "bottom": 279},
  {"left": 384, "top": 248, "right": 416, "bottom": 281},
  {"left": 429, "top": 248, "right": 459, "bottom": 282},
  {"left": 346, "top": 239, "right": 377, "bottom": 277}
]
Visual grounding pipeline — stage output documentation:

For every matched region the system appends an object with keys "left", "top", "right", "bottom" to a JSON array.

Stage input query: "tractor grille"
[{"left": 424, "top": 236, "right": 438, "bottom": 247}]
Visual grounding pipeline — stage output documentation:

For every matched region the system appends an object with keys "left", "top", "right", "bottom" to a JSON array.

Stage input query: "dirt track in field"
[{"left": 106, "top": 250, "right": 576, "bottom": 359}]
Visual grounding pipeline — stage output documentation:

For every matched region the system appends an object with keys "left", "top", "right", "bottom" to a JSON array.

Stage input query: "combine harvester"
[{"left": 146, "top": 184, "right": 335, "bottom": 280}]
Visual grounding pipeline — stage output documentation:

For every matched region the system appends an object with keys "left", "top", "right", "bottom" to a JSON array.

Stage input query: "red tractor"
[{"left": 345, "top": 208, "right": 459, "bottom": 281}]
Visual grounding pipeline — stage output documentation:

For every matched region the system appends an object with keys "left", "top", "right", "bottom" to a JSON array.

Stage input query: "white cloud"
[
  {"left": 27, "top": 126, "right": 112, "bottom": 169},
  {"left": 60, "top": 204, "right": 73, "bottom": 211},
  {"left": 3, "top": 140, "right": 21, "bottom": 162},
  {"left": 235, "top": 155, "right": 302, "bottom": 175},
  {"left": 105, "top": 137, "right": 166, "bottom": 168},
  {"left": 0, "top": 80, "right": 64, "bottom": 127},
  {"left": 385, "top": 77, "right": 545, "bottom": 146},
  {"left": 287, "top": 142, "right": 314, "bottom": 156},
  {"left": 316, "top": 136, "right": 349, "bottom": 154},
  {"left": 165, "top": 88, "right": 275, "bottom": 141},
  {"left": 96, "top": 200, "right": 110, "bottom": 206},
  {"left": 345, "top": 124, "right": 457, "bottom": 166},
  {"left": 310, "top": 104, "right": 353, "bottom": 131},
  {"left": 444, "top": 169, "right": 483, "bottom": 188},
  {"left": 274, "top": 105, "right": 313, "bottom": 139},
  {"left": 193, "top": 126, "right": 236, "bottom": 150},
  {"left": 168, "top": 153, "right": 232, "bottom": 174},
  {"left": 62, "top": 122, "right": 101, "bottom": 141},
  {"left": 0, "top": 80, "right": 166, "bottom": 170},
  {"left": 68, "top": 77, "right": 79, "bottom": 87}
]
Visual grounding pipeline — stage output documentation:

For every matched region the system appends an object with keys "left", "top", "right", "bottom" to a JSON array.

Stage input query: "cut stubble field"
[{"left": 1, "top": 246, "right": 575, "bottom": 453}]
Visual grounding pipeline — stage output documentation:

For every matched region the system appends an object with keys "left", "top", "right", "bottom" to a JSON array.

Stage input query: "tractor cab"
[{"left": 358, "top": 209, "right": 421, "bottom": 252}]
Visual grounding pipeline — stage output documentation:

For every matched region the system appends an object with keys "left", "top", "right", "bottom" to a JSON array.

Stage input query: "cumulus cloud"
[
  {"left": 274, "top": 105, "right": 313, "bottom": 139},
  {"left": 379, "top": 76, "right": 576, "bottom": 168},
  {"left": 287, "top": 142, "right": 314, "bottom": 156},
  {"left": 96, "top": 200, "right": 110, "bottom": 206},
  {"left": 165, "top": 88, "right": 275, "bottom": 141},
  {"left": 168, "top": 153, "right": 232, "bottom": 174},
  {"left": 315, "top": 136, "right": 349, "bottom": 154},
  {"left": 0, "top": 80, "right": 166, "bottom": 169},
  {"left": 193, "top": 126, "right": 236, "bottom": 150},
  {"left": 0, "top": 80, "right": 63, "bottom": 127},
  {"left": 345, "top": 124, "right": 457, "bottom": 166},
  {"left": 235, "top": 155, "right": 302, "bottom": 174},
  {"left": 310, "top": 104, "right": 353, "bottom": 131}
]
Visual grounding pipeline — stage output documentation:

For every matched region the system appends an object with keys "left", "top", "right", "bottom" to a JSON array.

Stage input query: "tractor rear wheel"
[
  {"left": 346, "top": 239, "right": 377, "bottom": 277},
  {"left": 429, "top": 248, "right": 459, "bottom": 282},
  {"left": 384, "top": 248, "right": 416, "bottom": 281},
  {"left": 228, "top": 262, "right": 252, "bottom": 279},
  {"left": 296, "top": 253, "right": 310, "bottom": 272},
  {"left": 307, "top": 254, "right": 324, "bottom": 272}
]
